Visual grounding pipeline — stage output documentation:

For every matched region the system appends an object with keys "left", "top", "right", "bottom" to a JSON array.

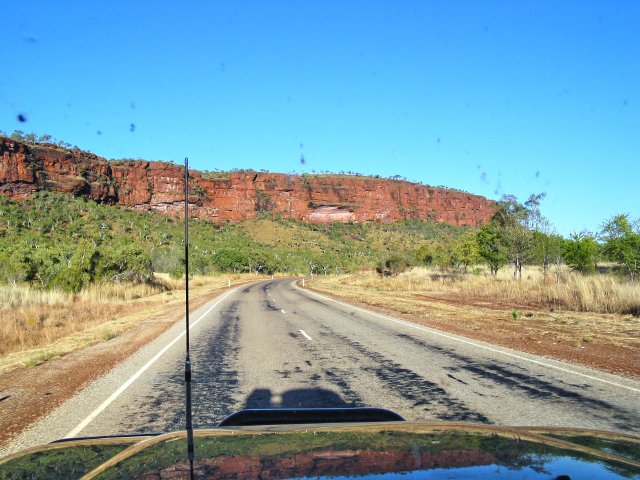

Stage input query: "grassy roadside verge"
[
  {"left": 0, "top": 274, "right": 270, "bottom": 375},
  {"left": 0, "top": 274, "right": 271, "bottom": 450},
  {"left": 307, "top": 268, "right": 640, "bottom": 379}
]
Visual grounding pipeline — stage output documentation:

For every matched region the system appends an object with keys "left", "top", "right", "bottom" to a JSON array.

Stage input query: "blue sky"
[{"left": 1, "top": 1, "right": 638, "bottom": 236}]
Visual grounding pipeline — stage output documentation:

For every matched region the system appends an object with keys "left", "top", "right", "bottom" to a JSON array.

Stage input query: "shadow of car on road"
[{"left": 244, "top": 388, "right": 354, "bottom": 409}]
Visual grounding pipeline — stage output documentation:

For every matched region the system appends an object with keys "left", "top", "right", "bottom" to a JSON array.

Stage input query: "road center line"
[
  {"left": 292, "top": 280, "right": 640, "bottom": 394},
  {"left": 65, "top": 287, "right": 240, "bottom": 438},
  {"left": 299, "top": 330, "right": 313, "bottom": 341}
]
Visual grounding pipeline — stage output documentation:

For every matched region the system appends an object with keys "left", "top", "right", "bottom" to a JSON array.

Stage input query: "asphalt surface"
[{"left": 2, "top": 279, "right": 640, "bottom": 457}]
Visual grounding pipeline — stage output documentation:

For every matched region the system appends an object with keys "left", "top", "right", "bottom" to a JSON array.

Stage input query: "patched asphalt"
[{"left": 2, "top": 279, "right": 639, "bottom": 458}]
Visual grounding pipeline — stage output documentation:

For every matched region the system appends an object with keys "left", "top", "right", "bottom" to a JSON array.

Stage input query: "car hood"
[{"left": 1, "top": 422, "right": 639, "bottom": 479}]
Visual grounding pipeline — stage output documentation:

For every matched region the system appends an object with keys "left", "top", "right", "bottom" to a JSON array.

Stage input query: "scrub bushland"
[
  {"left": 0, "top": 274, "right": 258, "bottom": 370},
  {"left": 324, "top": 267, "right": 640, "bottom": 316}
]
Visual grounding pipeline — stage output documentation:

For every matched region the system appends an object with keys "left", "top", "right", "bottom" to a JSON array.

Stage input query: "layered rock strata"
[{"left": 0, "top": 138, "right": 494, "bottom": 226}]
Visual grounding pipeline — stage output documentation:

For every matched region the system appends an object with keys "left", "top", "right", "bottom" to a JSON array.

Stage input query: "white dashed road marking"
[
  {"left": 292, "top": 280, "right": 640, "bottom": 394},
  {"left": 299, "top": 330, "right": 313, "bottom": 341}
]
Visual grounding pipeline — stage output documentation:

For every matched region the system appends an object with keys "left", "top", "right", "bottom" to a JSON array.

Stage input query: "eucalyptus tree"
[
  {"left": 563, "top": 232, "right": 599, "bottom": 274},
  {"left": 600, "top": 214, "right": 640, "bottom": 281},
  {"left": 485, "top": 193, "right": 547, "bottom": 280}
]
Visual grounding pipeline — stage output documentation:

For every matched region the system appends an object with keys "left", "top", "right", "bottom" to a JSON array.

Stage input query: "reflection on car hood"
[{"left": 1, "top": 423, "right": 639, "bottom": 479}]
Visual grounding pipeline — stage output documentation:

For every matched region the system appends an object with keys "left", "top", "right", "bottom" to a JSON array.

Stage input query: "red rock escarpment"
[
  {"left": 147, "top": 448, "right": 497, "bottom": 478},
  {"left": 0, "top": 138, "right": 495, "bottom": 226}
]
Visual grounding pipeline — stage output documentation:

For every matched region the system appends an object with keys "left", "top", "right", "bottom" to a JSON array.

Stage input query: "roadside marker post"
[
  {"left": 302, "top": 278, "right": 305, "bottom": 288},
  {"left": 228, "top": 278, "right": 231, "bottom": 288}
]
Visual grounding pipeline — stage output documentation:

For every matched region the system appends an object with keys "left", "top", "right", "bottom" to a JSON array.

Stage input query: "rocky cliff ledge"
[{"left": 0, "top": 138, "right": 495, "bottom": 226}]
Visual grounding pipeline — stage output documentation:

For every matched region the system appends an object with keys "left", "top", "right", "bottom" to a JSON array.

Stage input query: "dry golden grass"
[
  {"left": 0, "top": 273, "right": 263, "bottom": 370},
  {"left": 0, "top": 281, "right": 176, "bottom": 358},
  {"left": 310, "top": 267, "right": 640, "bottom": 377},
  {"left": 321, "top": 267, "right": 640, "bottom": 315}
]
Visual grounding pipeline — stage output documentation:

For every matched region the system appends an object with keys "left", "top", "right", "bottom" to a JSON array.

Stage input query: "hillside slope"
[{"left": 0, "top": 192, "right": 466, "bottom": 290}]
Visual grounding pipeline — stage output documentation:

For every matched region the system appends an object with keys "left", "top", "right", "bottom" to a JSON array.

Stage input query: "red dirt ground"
[
  {"left": 309, "top": 287, "right": 640, "bottom": 381},
  {"left": 0, "top": 287, "right": 228, "bottom": 449}
]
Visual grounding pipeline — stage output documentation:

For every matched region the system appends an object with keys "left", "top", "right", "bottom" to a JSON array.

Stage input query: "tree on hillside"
[
  {"left": 376, "top": 254, "right": 411, "bottom": 276},
  {"left": 26, "top": 246, "right": 65, "bottom": 289},
  {"left": 530, "top": 228, "right": 565, "bottom": 281},
  {"left": 55, "top": 241, "right": 101, "bottom": 292},
  {"left": 316, "top": 252, "right": 337, "bottom": 276},
  {"left": 454, "top": 231, "right": 481, "bottom": 273},
  {"left": 415, "top": 242, "right": 436, "bottom": 266},
  {"left": 527, "top": 211, "right": 564, "bottom": 281},
  {"left": 105, "top": 244, "right": 153, "bottom": 283},
  {"left": 563, "top": 231, "right": 599, "bottom": 274},
  {"left": 476, "top": 223, "right": 508, "bottom": 275},
  {"left": 491, "top": 193, "right": 547, "bottom": 280},
  {"left": 432, "top": 241, "right": 457, "bottom": 273},
  {"left": 600, "top": 214, "right": 640, "bottom": 281},
  {"left": 24, "top": 132, "right": 38, "bottom": 143},
  {"left": 10, "top": 130, "right": 25, "bottom": 141},
  {"left": 0, "top": 248, "right": 29, "bottom": 286},
  {"left": 213, "top": 248, "right": 248, "bottom": 274},
  {"left": 248, "top": 250, "right": 277, "bottom": 275}
]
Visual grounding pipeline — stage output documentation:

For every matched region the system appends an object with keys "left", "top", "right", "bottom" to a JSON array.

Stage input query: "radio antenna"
[{"left": 184, "top": 157, "right": 195, "bottom": 480}]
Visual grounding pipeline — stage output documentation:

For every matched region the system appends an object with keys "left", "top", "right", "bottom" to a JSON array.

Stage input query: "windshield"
[{"left": 1, "top": 0, "right": 639, "bottom": 476}]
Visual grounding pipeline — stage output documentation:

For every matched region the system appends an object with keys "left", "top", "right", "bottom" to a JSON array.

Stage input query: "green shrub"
[{"left": 376, "top": 255, "right": 411, "bottom": 277}]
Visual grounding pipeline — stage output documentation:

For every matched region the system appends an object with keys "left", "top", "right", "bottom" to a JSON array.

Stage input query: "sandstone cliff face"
[
  {"left": 172, "top": 448, "right": 496, "bottom": 478},
  {"left": 0, "top": 138, "right": 495, "bottom": 226}
]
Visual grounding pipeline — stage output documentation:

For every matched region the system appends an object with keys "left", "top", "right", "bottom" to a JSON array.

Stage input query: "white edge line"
[
  {"left": 292, "top": 280, "right": 640, "bottom": 394},
  {"left": 65, "top": 287, "right": 239, "bottom": 438},
  {"left": 299, "top": 330, "right": 313, "bottom": 341}
]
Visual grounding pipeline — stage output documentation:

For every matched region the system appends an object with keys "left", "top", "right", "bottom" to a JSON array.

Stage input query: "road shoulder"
[
  {"left": 304, "top": 280, "right": 639, "bottom": 381},
  {"left": 0, "top": 283, "right": 243, "bottom": 450}
]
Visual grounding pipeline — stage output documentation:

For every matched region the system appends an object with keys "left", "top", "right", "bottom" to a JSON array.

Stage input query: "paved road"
[{"left": 3, "top": 279, "right": 640, "bottom": 457}]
